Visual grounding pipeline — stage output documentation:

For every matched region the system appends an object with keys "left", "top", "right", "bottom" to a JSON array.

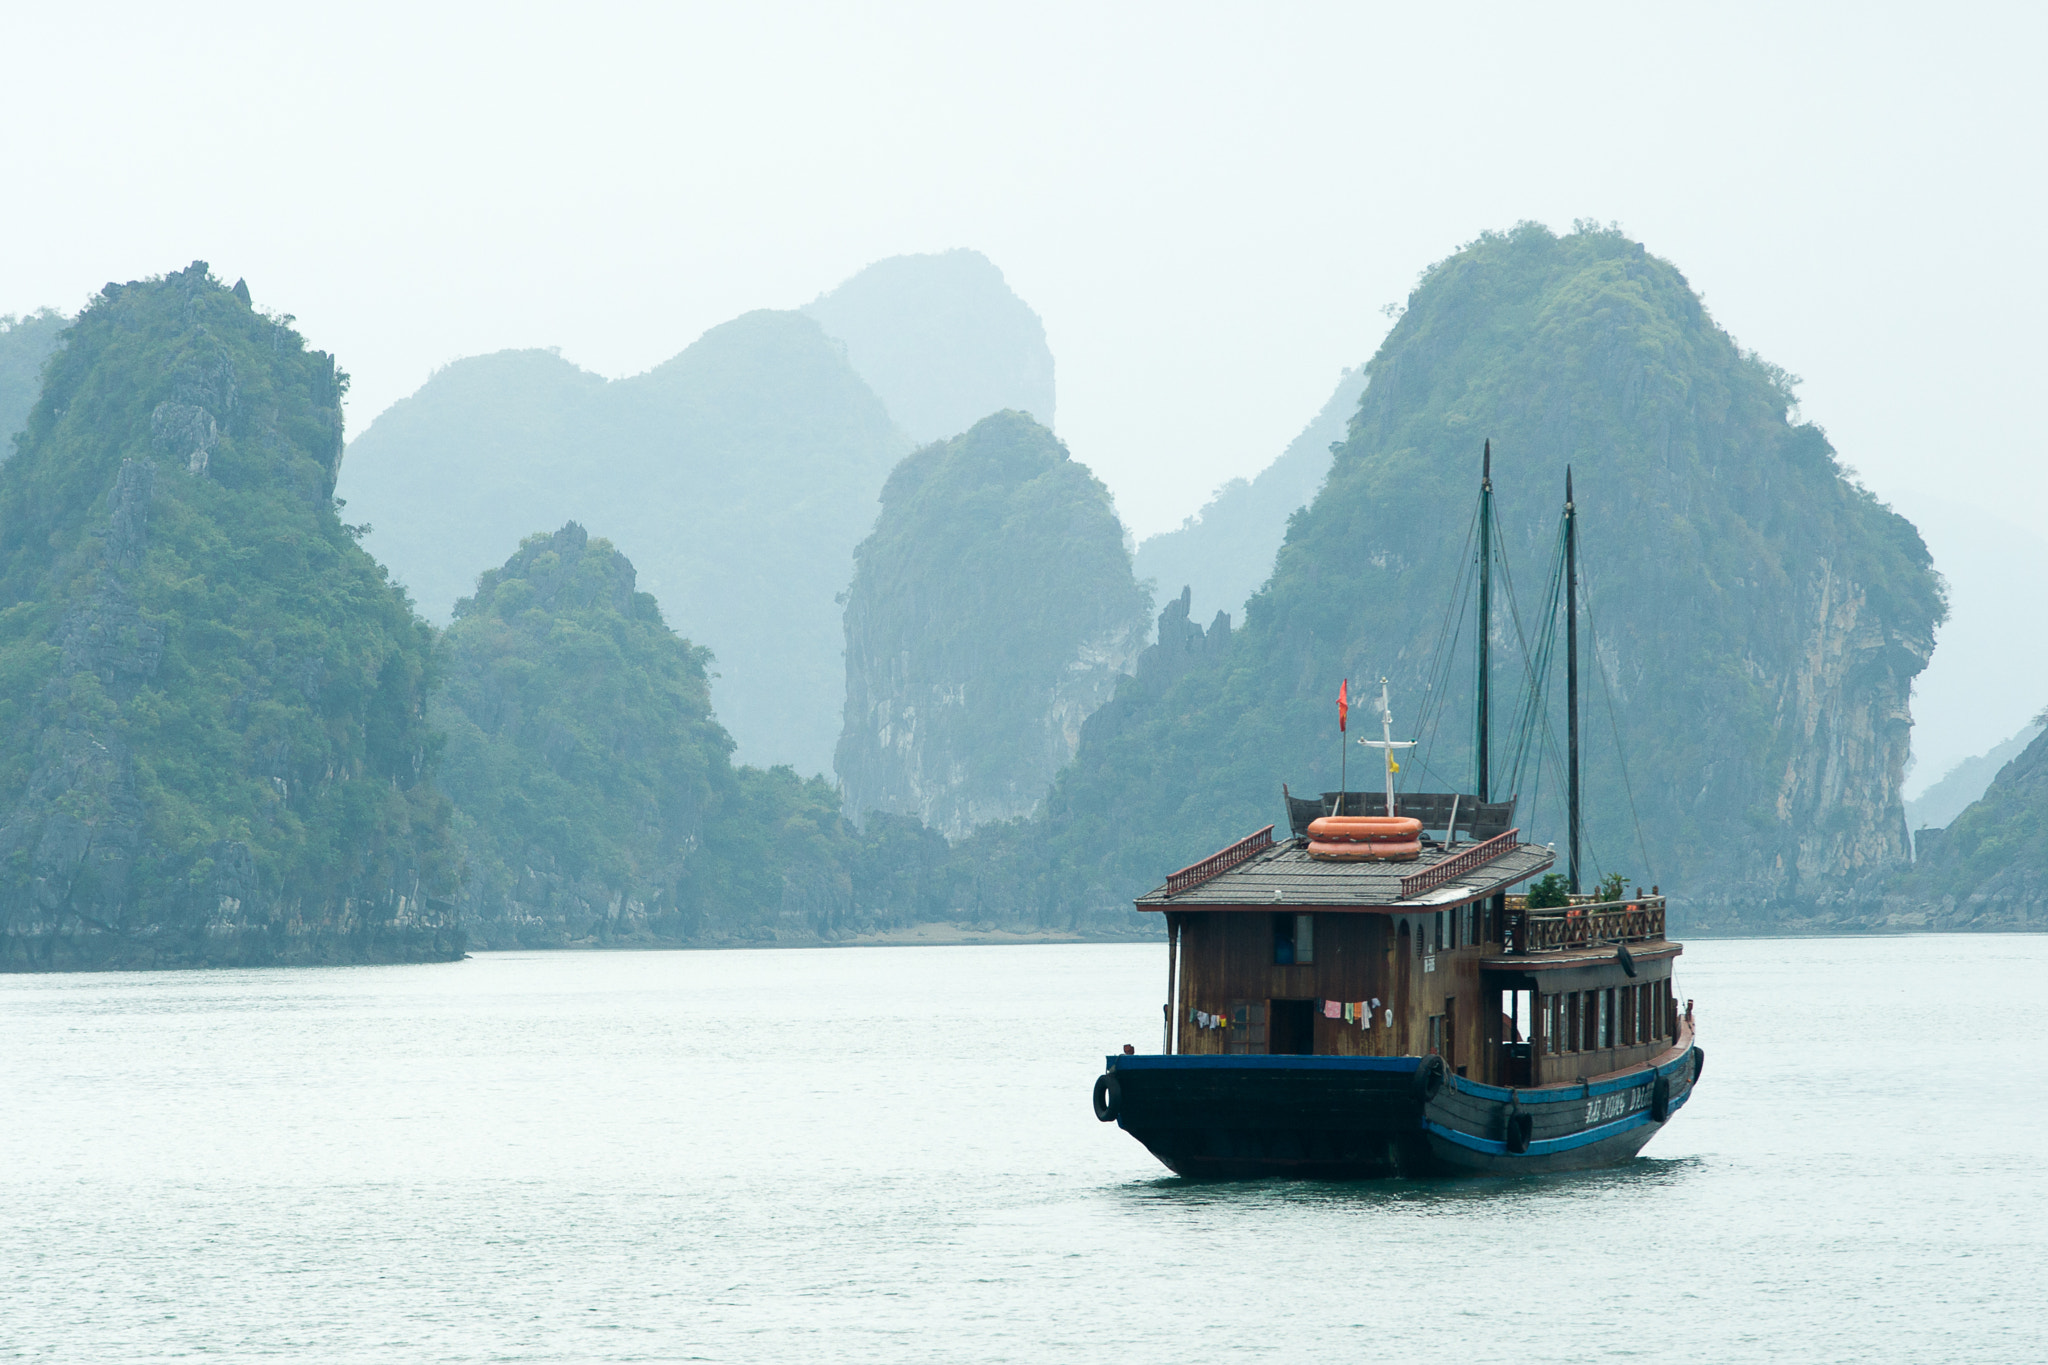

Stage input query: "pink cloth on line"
[{"left": 1323, "top": 1000, "right": 1342, "bottom": 1019}]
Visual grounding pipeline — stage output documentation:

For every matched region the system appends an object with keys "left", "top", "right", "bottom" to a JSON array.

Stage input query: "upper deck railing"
[
  {"left": 1397, "top": 828, "right": 1521, "bottom": 900},
  {"left": 1506, "top": 896, "right": 1667, "bottom": 953},
  {"left": 1164, "top": 825, "right": 1275, "bottom": 897}
]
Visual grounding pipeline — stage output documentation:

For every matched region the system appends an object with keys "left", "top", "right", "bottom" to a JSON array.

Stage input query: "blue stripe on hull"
[{"left": 1426, "top": 1086, "right": 1692, "bottom": 1159}]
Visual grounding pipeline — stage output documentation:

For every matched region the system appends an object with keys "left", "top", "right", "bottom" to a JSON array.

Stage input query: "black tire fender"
[
  {"left": 1413, "top": 1054, "right": 1446, "bottom": 1102},
  {"left": 1650, "top": 1074, "right": 1672, "bottom": 1122},
  {"left": 1504, "top": 1110, "right": 1534, "bottom": 1154},
  {"left": 1692, "top": 1045, "right": 1706, "bottom": 1085},
  {"left": 1092, "top": 1071, "right": 1122, "bottom": 1122}
]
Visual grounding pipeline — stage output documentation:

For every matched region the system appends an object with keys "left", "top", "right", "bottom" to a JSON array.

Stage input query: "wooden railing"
[
  {"left": 1514, "top": 898, "right": 1666, "bottom": 952},
  {"left": 1398, "top": 828, "right": 1520, "bottom": 900},
  {"left": 1164, "top": 825, "right": 1275, "bottom": 897}
]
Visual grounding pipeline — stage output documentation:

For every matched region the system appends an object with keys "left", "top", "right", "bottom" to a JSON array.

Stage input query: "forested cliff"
[
  {"left": 439, "top": 522, "right": 961, "bottom": 946},
  {"left": 1, "top": 309, "right": 69, "bottom": 459},
  {"left": 339, "top": 312, "right": 910, "bottom": 776},
  {"left": 836, "top": 413, "right": 1149, "bottom": 837},
  {"left": 1018, "top": 224, "right": 1943, "bottom": 931},
  {"left": 0, "top": 265, "right": 458, "bottom": 969},
  {"left": 1880, "top": 715, "right": 2048, "bottom": 930}
]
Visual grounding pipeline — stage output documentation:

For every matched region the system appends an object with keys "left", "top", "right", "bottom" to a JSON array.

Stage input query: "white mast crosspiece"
[{"left": 1355, "top": 678, "right": 1417, "bottom": 817}]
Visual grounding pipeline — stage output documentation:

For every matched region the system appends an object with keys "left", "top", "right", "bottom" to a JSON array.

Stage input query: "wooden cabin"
[{"left": 1137, "top": 792, "right": 1682, "bottom": 1089}]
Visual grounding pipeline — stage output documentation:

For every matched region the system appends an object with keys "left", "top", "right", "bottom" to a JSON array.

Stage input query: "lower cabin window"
[{"left": 1273, "top": 912, "right": 1314, "bottom": 965}]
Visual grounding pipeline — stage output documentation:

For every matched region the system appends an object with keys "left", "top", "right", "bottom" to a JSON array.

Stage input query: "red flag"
[{"left": 1338, "top": 678, "right": 1348, "bottom": 732}]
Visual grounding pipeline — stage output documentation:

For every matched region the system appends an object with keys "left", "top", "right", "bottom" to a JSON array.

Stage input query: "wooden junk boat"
[{"left": 1092, "top": 451, "right": 1704, "bottom": 1178}]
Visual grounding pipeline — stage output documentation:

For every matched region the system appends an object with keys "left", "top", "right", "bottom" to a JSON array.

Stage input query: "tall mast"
[
  {"left": 1476, "top": 441, "right": 1492, "bottom": 804},
  {"left": 1565, "top": 467, "right": 1581, "bottom": 894}
]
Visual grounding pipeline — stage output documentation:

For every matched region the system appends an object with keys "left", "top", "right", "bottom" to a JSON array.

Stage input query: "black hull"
[{"left": 1099, "top": 1042, "right": 1700, "bottom": 1180}]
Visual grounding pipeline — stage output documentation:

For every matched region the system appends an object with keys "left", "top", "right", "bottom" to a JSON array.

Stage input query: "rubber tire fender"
[
  {"left": 1692, "top": 1045, "right": 1706, "bottom": 1085},
  {"left": 1092, "top": 1071, "right": 1122, "bottom": 1122},
  {"left": 1650, "top": 1074, "right": 1672, "bottom": 1123},
  {"left": 1412, "top": 1054, "right": 1446, "bottom": 1102},
  {"left": 1504, "top": 1110, "right": 1534, "bottom": 1154}
]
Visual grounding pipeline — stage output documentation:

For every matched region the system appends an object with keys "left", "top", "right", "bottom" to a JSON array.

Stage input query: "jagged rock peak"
[
  {"left": 1028, "top": 222, "right": 1943, "bottom": 927},
  {"left": 458, "top": 522, "right": 652, "bottom": 624},
  {"left": 836, "top": 410, "right": 1150, "bottom": 838},
  {"left": 0, "top": 263, "right": 455, "bottom": 971}
]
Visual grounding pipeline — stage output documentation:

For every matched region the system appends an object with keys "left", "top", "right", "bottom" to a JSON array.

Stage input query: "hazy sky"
[{"left": 6, "top": 2, "right": 2045, "bottom": 774}]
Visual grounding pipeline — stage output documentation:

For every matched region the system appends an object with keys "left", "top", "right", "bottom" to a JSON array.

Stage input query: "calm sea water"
[{"left": 3, "top": 936, "right": 2042, "bottom": 1363}]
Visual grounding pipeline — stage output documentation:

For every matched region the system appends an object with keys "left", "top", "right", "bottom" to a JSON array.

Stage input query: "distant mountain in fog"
[
  {"left": 338, "top": 311, "right": 911, "bottom": 775},
  {"left": 1908, "top": 720, "right": 2045, "bottom": 833},
  {"left": 0, "top": 309, "right": 69, "bottom": 458},
  {"left": 836, "top": 412, "right": 1150, "bottom": 838},
  {"left": 1133, "top": 365, "right": 1366, "bottom": 623},
  {"left": 802, "top": 249, "right": 1055, "bottom": 443},
  {"left": 1888, "top": 719, "right": 2048, "bottom": 929},
  {"left": 1896, "top": 494, "right": 2048, "bottom": 794}
]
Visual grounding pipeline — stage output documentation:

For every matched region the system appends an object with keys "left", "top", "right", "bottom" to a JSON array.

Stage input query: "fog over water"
[{"left": 3, "top": 939, "right": 2039, "bottom": 1362}]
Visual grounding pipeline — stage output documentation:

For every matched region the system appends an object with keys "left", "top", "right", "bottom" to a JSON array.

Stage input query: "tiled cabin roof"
[{"left": 1135, "top": 836, "right": 1554, "bottom": 911}]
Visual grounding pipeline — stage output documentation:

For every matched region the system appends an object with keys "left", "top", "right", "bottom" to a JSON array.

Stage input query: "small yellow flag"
[{"left": 1390, "top": 760, "right": 1401, "bottom": 773}]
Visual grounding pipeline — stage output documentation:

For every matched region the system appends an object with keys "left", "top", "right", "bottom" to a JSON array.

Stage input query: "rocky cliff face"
[
  {"left": 1027, "top": 225, "right": 1943, "bottom": 929},
  {"left": 0, "top": 264, "right": 457, "bottom": 970},
  {"left": 836, "top": 412, "right": 1150, "bottom": 839},
  {"left": 1852, "top": 720, "right": 2048, "bottom": 931},
  {"left": 433, "top": 523, "right": 720, "bottom": 949},
  {"left": 437, "top": 522, "right": 964, "bottom": 948}
]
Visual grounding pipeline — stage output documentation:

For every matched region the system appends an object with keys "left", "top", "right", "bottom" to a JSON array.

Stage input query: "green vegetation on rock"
[
  {"left": 433, "top": 523, "right": 723, "bottom": 946},
  {"left": 1885, "top": 713, "right": 2048, "bottom": 929},
  {"left": 1017, "top": 223, "right": 1942, "bottom": 931},
  {"left": 1, "top": 308, "right": 70, "bottom": 459},
  {"left": 338, "top": 312, "right": 911, "bottom": 776},
  {"left": 0, "top": 264, "right": 457, "bottom": 969},
  {"left": 439, "top": 521, "right": 964, "bottom": 946},
  {"left": 836, "top": 412, "right": 1150, "bottom": 838}
]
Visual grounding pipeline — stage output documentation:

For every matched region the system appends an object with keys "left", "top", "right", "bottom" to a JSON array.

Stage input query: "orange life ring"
[
  {"left": 1307, "top": 816, "right": 1422, "bottom": 842},
  {"left": 1307, "top": 839, "right": 1422, "bottom": 862}
]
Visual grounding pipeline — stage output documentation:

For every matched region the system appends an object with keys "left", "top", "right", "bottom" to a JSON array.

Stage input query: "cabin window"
[
  {"left": 1544, "top": 995, "right": 1558, "bottom": 1053},
  {"left": 1428, "top": 1014, "right": 1443, "bottom": 1056},
  {"left": 1619, "top": 986, "right": 1633, "bottom": 1046},
  {"left": 1569, "top": 992, "right": 1584, "bottom": 1052},
  {"left": 1598, "top": 989, "right": 1612, "bottom": 1049},
  {"left": 1273, "top": 913, "right": 1314, "bottom": 965}
]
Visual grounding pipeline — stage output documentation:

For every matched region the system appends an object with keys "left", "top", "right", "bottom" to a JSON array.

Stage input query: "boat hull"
[{"left": 1100, "top": 1040, "right": 1700, "bottom": 1180}]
